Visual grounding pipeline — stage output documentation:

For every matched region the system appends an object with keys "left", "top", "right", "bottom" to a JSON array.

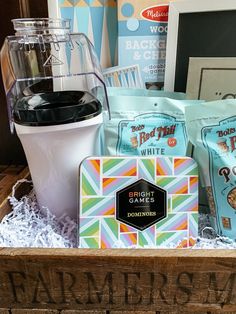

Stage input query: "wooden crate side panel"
[
  {"left": 2, "top": 310, "right": 236, "bottom": 313},
  {"left": 110, "top": 312, "right": 214, "bottom": 314},
  {"left": 11, "top": 311, "right": 107, "bottom": 314},
  {"left": 4, "top": 311, "right": 236, "bottom": 314},
  {"left": 1, "top": 311, "right": 107, "bottom": 314},
  {"left": 61, "top": 311, "right": 107, "bottom": 314},
  {"left": 111, "top": 312, "right": 156, "bottom": 314},
  {"left": 11, "top": 310, "right": 59, "bottom": 313},
  {"left": 0, "top": 250, "right": 235, "bottom": 312},
  {"left": 111, "top": 312, "right": 236, "bottom": 314}
]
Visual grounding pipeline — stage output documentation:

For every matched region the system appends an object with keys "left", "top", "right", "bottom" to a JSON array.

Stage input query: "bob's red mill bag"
[
  {"left": 103, "top": 95, "right": 201, "bottom": 157},
  {"left": 186, "top": 100, "right": 236, "bottom": 240}
]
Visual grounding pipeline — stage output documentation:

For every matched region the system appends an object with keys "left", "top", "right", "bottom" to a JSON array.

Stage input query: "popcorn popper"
[{"left": 1, "top": 18, "right": 109, "bottom": 219}]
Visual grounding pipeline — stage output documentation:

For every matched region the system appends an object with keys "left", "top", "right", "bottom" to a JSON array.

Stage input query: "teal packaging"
[
  {"left": 107, "top": 87, "right": 186, "bottom": 99},
  {"left": 103, "top": 96, "right": 201, "bottom": 157},
  {"left": 186, "top": 100, "right": 236, "bottom": 239}
]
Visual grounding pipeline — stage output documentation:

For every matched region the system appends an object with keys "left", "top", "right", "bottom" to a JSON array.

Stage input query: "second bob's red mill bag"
[{"left": 186, "top": 99, "right": 236, "bottom": 240}]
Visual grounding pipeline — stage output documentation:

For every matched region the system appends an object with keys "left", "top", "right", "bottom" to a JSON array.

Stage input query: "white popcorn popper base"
[
  {"left": 1, "top": 18, "right": 109, "bottom": 219},
  {"left": 14, "top": 92, "right": 103, "bottom": 219}
]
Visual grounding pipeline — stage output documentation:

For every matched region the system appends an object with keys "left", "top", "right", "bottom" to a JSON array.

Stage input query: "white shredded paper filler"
[
  {"left": 1, "top": 179, "right": 77, "bottom": 248},
  {"left": 1, "top": 179, "right": 236, "bottom": 249}
]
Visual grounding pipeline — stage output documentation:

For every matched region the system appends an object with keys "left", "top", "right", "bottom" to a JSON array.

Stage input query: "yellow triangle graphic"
[
  {"left": 62, "top": 0, "right": 74, "bottom": 7},
  {"left": 75, "top": 0, "right": 88, "bottom": 6},
  {"left": 91, "top": 0, "right": 103, "bottom": 7}
]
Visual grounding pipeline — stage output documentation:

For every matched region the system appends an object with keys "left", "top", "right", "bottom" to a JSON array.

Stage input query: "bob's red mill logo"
[
  {"left": 131, "top": 124, "right": 176, "bottom": 147},
  {"left": 141, "top": 4, "right": 169, "bottom": 23}
]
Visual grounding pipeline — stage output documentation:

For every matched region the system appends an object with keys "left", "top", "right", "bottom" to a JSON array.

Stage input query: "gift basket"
[{"left": 0, "top": 0, "right": 236, "bottom": 312}]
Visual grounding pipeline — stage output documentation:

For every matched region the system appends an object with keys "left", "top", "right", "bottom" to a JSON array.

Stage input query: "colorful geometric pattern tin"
[{"left": 79, "top": 156, "right": 198, "bottom": 248}]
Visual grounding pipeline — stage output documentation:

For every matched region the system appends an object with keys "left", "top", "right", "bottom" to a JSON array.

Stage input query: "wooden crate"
[{"left": 0, "top": 167, "right": 236, "bottom": 313}]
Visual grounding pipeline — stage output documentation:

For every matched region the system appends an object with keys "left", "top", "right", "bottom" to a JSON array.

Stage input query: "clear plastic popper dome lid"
[{"left": 1, "top": 18, "right": 109, "bottom": 131}]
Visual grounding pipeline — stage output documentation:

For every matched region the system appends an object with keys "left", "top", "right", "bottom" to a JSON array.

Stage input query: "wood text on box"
[
  {"left": 0, "top": 249, "right": 235, "bottom": 312},
  {"left": 3, "top": 270, "right": 236, "bottom": 306}
]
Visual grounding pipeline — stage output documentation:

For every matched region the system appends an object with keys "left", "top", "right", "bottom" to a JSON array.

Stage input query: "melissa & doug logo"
[{"left": 141, "top": 4, "right": 169, "bottom": 23}]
